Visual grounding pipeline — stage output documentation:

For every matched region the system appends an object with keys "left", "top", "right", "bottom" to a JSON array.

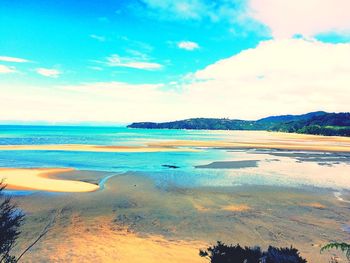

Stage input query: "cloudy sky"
[{"left": 1, "top": 0, "right": 350, "bottom": 124}]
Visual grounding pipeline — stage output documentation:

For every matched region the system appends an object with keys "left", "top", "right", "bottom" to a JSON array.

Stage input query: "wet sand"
[
  {"left": 147, "top": 130, "right": 350, "bottom": 152},
  {"left": 10, "top": 172, "right": 350, "bottom": 262},
  {"left": 0, "top": 168, "right": 99, "bottom": 192},
  {"left": 23, "top": 215, "right": 206, "bottom": 263},
  {"left": 150, "top": 140, "right": 350, "bottom": 152},
  {"left": 3, "top": 131, "right": 350, "bottom": 262},
  {"left": 195, "top": 160, "right": 259, "bottom": 169}
]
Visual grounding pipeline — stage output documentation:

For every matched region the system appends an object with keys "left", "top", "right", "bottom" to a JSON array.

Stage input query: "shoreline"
[
  {"left": 128, "top": 127, "right": 350, "bottom": 139},
  {"left": 0, "top": 144, "right": 197, "bottom": 153},
  {"left": 0, "top": 131, "right": 349, "bottom": 154},
  {"left": 0, "top": 168, "right": 100, "bottom": 192},
  {"left": 148, "top": 140, "right": 350, "bottom": 153}
]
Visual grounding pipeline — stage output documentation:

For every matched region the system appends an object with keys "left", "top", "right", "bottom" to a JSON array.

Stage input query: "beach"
[
  {"left": 149, "top": 131, "right": 350, "bottom": 152},
  {"left": 1, "top": 127, "right": 349, "bottom": 262},
  {"left": 11, "top": 172, "right": 350, "bottom": 262}
]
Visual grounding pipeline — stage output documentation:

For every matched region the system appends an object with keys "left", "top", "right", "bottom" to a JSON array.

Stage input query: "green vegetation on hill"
[
  {"left": 271, "top": 112, "right": 350, "bottom": 136},
  {"left": 128, "top": 118, "right": 263, "bottom": 131},
  {"left": 128, "top": 112, "right": 350, "bottom": 137}
]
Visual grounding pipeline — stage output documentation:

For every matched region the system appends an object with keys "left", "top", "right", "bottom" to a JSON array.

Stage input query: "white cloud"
[
  {"left": 0, "top": 82, "right": 177, "bottom": 123},
  {"left": 139, "top": 0, "right": 250, "bottom": 23},
  {"left": 0, "top": 56, "right": 29, "bottom": 63},
  {"left": 125, "top": 49, "right": 149, "bottom": 59},
  {"left": 140, "top": 0, "right": 207, "bottom": 20},
  {"left": 90, "top": 34, "right": 106, "bottom": 42},
  {"left": 178, "top": 41, "right": 199, "bottom": 51},
  {"left": 0, "top": 65, "right": 16, "bottom": 74},
  {"left": 249, "top": 0, "right": 350, "bottom": 38},
  {"left": 182, "top": 38, "right": 350, "bottom": 119},
  {"left": 36, "top": 68, "right": 61, "bottom": 78},
  {"left": 1, "top": 39, "right": 350, "bottom": 123},
  {"left": 138, "top": 0, "right": 350, "bottom": 39},
  {"left": 106, "top": 54, "right": 162, "bottom": 70},
  {"left": 88, "top": 66, "right": 103, "bottom": 71}
]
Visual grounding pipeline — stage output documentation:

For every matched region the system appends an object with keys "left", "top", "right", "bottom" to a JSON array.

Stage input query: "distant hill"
[
  {"left": 128, "top": 118, "right": 262, "bottom": 131},
  {"left": 128, "top": 112, "right": 350, "bottom": 137},
  {"left": 257, "top": 111, "right": 326, "bottom": 124}
]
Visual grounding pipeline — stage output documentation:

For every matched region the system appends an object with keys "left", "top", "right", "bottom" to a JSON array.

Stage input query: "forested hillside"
[{"left": 128, "top": 112, "right": 350, "bottom": 137}]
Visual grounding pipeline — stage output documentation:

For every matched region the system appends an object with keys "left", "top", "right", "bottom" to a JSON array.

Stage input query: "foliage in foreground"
[
  {"left": 0, "top": 183, "right": 55, "bottom": 263},
  {"left": 0, "top": 183, "right": 24, "bottom": 263},
  {"left": 321, "top": 242, "right": 350, "bottom": 261},
  {"left": 199, "top": 241, "right": 307, "bottom": 263}
]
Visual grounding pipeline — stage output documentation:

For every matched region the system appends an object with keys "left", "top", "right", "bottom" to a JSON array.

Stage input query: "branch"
[{"left": 16, "top": 210, "right": 59, "bottom": 262}]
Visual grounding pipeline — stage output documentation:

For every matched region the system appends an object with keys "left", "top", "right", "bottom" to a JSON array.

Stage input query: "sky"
[{"left": 0, "top": 0, "right": 350, "bottom": 124}]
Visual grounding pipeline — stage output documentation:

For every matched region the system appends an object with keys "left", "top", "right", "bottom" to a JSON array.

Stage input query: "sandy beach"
[
  {"left": 0, "top": 168, "right": 99, "bottom": 192},
  {"left": 10, "top": 172, "right": 349, "bottom": 262}
]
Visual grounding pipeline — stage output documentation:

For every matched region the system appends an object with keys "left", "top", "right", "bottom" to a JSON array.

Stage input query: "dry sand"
[{"left": 0, "top": 168, "right": 99, "bottom": 192}]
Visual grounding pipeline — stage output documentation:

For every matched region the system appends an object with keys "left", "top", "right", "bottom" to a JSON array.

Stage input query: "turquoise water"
[
  {"left": 2, "top": 126, "right": 348, "bottom": 192},
  {"left": 0, "top": 126, "right": 235, "bottom": 190},
  {"left": 0, "top": 125, "right": 227, "bottom": 145}
]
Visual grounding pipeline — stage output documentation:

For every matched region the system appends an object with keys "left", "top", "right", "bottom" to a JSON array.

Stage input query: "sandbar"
[
  {"left": 0, "top": 168, "right": 99, "bottom": 192},
  {"left": 149, "top": 139, "right": 350, "bottom": 152},
  {"left": 0, "top": 144, "right": 195, "bottom": 152},
  {"left": 195, "top": 160, "right": 259, "bottom": 169}
]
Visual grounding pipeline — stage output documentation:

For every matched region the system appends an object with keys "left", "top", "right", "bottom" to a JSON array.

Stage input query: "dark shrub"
[
  {"left": 264, "top": 246, "right": 307, "bottom": 263},
  {"left": 0, "top": 183, "right": 24, "bottom": 262},
  {"left": 199, "top": 241, "right": 262, "bottom": 263},
  {"left": 200, "top": 241, "right": 307, "bottom": 263}
]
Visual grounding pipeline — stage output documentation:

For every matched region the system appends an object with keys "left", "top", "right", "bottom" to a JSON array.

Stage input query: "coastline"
[
  {"left": 0, "top": 130, "right": 349, "bottom": 153},
  {"left": 149, "top": 140, "right": 350, "bottom": 152}
]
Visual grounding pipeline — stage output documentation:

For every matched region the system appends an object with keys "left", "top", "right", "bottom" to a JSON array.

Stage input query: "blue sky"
[
  {"left": 0, "top": 0, "right": 267, "bottom": 85},
  {"left": 0, "top": 0, "right": 350, "bottom": 124}
]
